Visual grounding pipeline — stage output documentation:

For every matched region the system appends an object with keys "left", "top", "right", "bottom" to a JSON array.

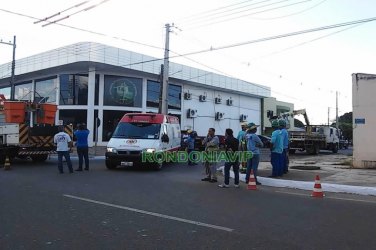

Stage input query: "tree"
[{"left": 331, "top": 112, "right": 352, "bottom": 140}]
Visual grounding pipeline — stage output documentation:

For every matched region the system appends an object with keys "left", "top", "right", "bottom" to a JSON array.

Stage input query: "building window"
[
  {"left": 60, "top": 74, "right": 90, "bottom": 105},
  {"left": 15, "top": 82, "right": 32, "bottom": 101},
  {"left": 35, "top": 77, "right": 57, "bottom": 103},
  {"left": 102, "top": 110, "right": 136, "bottom": 141},
  {"left": 146, "top": 80, "right": 181, "bottom": 110},
  {"left": 59, "top": 109, "right": 87, "bottom": 128},
  {"left": 103, "top": 76, "right": 142, "bottom": 107},
  {"left": 0, "top": 87, "right": 11, "bottom": 99},
  {"left": 95, "top": 75, "right": 99, "bottom": 105}
]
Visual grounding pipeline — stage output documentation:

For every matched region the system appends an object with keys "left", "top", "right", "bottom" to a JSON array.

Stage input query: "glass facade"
[
  {"left": 59, "top": 74, "right": 99, "bottom": 105},
  {"left": 104, "top": 76, "right": 142, "bottom": 107},
  {"left": 146, "top": 80, "right": 181, "bottom": 110},
  {"left": 59, "top": 109, "right": 87, "bottom": 128},
  {"left": 35, "top": 77, "right": 57, "bottom": 103},
  {"left": 15, "top": 82, "right": 33, "bottom": 101},
  {"left": 0, "top": 87, "right": 11, "bottom": 99}
]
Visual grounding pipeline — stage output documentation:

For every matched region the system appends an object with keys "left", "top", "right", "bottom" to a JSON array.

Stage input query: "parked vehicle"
[
  {"left": 105, "top": 113, "right": 181, "bottom": 170},
  {"left": 0, "top": 97, "right": 72, "bottom": 163}
]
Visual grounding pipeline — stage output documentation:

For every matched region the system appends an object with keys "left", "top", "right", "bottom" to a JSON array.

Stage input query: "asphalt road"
[{"left": 1, "top": 157, "right": 375, "bottom": 250}]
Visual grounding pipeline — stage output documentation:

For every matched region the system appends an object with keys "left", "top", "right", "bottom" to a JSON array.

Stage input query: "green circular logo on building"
[{"left": 109, "top": 79, "right": 137, "bottom": 105}]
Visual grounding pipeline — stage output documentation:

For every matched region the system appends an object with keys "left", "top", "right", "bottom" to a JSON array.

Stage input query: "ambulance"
[{"left": 105, "top": 113, "right": 181, "bottom": 170}]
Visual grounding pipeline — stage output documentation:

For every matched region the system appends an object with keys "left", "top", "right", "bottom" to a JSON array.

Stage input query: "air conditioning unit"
[
  {"left": 187, "top": 109, "right": 197, "bottom": 118},
  {"left": 240, "top": 114, "right": 248, "bottom": 122},
  {"left": 215, "top": 112, "right": 224, "bottom": 120},
  {"left": 226, "top": 99, "right": 233, "bottom": 106},
  {"left": 215, "top": 97, "right": 222, "bottom": 104},
  {"left": 184, "top": 92, "right": 192, "bottom": 100},
  {"left": 199, "top": 95, "right": 207, "bottom": 102}
]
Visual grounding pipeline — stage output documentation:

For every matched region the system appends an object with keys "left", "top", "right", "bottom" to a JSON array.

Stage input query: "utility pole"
[
  {"left": 160, "top": 23, "right": 171, "bottom": 115},
  {"left": 336, "top": 91, "right": 339, "bottom": 130},
  {"left": 328, "top": 107, "right": 330, "bottom": 126},
  {"left": 0, "top": 35, "right": 16, "bottom": 100}
]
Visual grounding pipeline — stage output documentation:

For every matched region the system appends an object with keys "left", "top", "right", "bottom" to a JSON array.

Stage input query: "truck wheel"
[
  {"left": 106, "top": 161, "right": 117, "bottom": 170},
  {"left": 313, "top": 144, "right": 320, "bottom": 155},
  {"left": 31, "top": 155, "right": 48, "bottom": 162},
  {"left": 289, "top": 149, "right": 296, "bottom": 154},
  {"left": 332, "top": 143, "right": 338, "bottom": 153}
]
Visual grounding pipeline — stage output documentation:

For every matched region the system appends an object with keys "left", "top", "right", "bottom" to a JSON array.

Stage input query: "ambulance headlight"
[
  {"left": 145, "top": 148, "right": 156, "bottom": 153},
  {"left": 106, "top": 147, "right": 117, "bottom": 153}
]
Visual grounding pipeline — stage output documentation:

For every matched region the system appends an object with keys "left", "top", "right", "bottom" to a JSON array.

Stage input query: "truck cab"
[{"left": 105, "top": 113, "right": 181, "bottom": 170}]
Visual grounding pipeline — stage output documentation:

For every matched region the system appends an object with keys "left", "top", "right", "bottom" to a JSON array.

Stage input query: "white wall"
[
  {"left": 181, "top": 84, "right": 261, "bottom": 137},
  {"left": 352, "top": 73, "right": 376, "bottom": 168}
]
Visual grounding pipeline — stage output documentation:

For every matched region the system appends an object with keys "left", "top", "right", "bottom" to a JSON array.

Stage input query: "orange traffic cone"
[
  {"left": 247, "top": 169, "right": 257, "bottom": 190},
  {"left": 4, "top": 156, "right": 11, "bottom": 170},
  {"left": 311, "top": 175, "right": 324, "bottom": 198}
]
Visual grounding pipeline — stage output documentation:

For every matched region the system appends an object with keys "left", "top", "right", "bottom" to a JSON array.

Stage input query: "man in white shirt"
[{"left": 54, "top": 126, "right": 73, "bottom": 174}]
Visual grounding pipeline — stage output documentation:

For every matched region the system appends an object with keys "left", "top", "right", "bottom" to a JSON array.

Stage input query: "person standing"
[
  {"left": 218, "top": 128, "right": 240, "bottom": 188},
  {"left": 279, "top": 119, "right": 289, "bottom": 174},
  {"left": 54, "top": 126, "right": 73, "bottom": 174},
  {"left": 244, "top": 123, "right": 264, "bottom": 185},
  {"left": 270, "top": 120, "right": 284, "bottom": 177},
  {"left": 201, "top": 128, "right": 219, "bottom": 183},
  {"left": 237, "top": 122, "right": 248, "bottom": 173},
  {"left": 74, "top": 123, "right": 90, "bottom": 171},
  {"left": 185, "top": 130, "right": 197, "bottom": 165}
]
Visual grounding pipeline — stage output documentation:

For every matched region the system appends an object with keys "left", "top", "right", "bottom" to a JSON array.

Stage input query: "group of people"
[
  {"left": 191, "top": 119, "right": 289, "bottom": 188},
  {"left": 53, "top": 124, "right": 90, "bottom": 174}
]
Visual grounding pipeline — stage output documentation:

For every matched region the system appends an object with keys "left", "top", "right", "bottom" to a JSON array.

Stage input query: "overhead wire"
[
  {"left": 34, "top": 0, "right": 91, "bottom": 24},
  {"left": 182, "top": 0, "right": 312, "bottom": 30},
  {"left": 247, "top": 0, "right": 327, "bottom": 20},
  {"left": 178, "top": 0, "right": 275, "bottom": 25}
]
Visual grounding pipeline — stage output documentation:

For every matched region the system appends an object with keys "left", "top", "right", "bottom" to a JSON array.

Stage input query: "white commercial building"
[
  {"left": 0, "top": 42, "right": 270, "bottom": 146},
  {"left": 352, "top": 73, "right": 376, "bottom": 168}
]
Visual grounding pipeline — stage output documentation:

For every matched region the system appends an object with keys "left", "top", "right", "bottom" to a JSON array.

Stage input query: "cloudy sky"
[{"left": 1, "top": 0, "right": 375, "bottom": 124}]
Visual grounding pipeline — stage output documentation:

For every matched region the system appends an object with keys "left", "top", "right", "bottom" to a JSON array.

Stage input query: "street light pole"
[{"left": 160, "top": 24, "right": 171, "bottom": 115}]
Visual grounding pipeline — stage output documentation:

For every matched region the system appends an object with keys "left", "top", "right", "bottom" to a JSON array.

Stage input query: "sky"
[{"left": 1, "top": 0, "right": 375, "bottom": 125}]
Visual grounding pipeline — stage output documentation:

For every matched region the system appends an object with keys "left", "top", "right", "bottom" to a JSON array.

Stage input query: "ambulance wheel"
[
  {"left": 106, "top": 161, "right": 117, "bottom": 170},
  {"left": 31, "top": 155, "right": 48, "bottom": 162}
]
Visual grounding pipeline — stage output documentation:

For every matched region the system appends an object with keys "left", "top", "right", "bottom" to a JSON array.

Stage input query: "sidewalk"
[{"left": 220, "top": 157, "right": 376, "bottom": 196}]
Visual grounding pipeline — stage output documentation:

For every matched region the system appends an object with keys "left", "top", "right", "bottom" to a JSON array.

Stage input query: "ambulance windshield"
[{"left": 112, "top": 122, "right": 161, "bottom": 139}]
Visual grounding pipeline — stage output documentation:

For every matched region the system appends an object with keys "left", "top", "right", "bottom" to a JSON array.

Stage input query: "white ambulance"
[{"left": 105, "top": 113, "right": 181, "bottom": 170}]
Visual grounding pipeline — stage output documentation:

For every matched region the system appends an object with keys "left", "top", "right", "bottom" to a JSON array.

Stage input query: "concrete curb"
[{"left": 218, "top": 166, "right": 376, "bottom": 196}]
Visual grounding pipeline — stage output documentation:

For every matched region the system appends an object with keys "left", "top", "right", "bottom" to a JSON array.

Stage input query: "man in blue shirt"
[
  {"left": 185, "top": 130, "right": 196, "bottom": 165},
  {"left": 74, "top": 123, "right": 90, "bottom": 171},
  {"left": 244, "top": 122, "right": 263, "bottom": 185},
  {"left": 279, "top": 119, "right": 289, "bottom": 174},
  {"left": 270, "top": 120, "right": 283, "bottom": 177}
]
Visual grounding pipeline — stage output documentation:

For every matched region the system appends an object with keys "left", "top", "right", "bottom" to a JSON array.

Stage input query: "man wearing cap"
[
  {"left": 279, "top": 119, "right": 289, "bottom": 174},
  {"left": 237, "top": 122, "right": 248, "bottom": 173},
  {"left": 270, "top": 120, "right": 283, "bottom": 177},
  {"left": 244, "top": 122, "right": 263, "bottom": 185}
]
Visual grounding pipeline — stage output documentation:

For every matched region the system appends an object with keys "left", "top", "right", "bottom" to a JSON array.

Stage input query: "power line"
[
  {"left": 182, "top": 0, "right": 312, "bottom": 30},
  {"left": 179, "top": 0, "right": 275, "bottom": 25},
  {"left": 248, "top": 0, "right": 327, "bottom": 20},
  {"left": 41, "top": 0, "right": 112, "bottom": 27},
  {"left": 174, "top": 16, "right": 376, "bottom": 57},
  {"left": 0, "top": 7, "right": 164, "bottom": 51},
  {"left": 34, "top": 0, "right": 91, "bottom": 24}
]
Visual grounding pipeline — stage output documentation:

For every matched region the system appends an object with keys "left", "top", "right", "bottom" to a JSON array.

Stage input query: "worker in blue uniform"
[{"left": 270, "top": 120, "right": 283, "bottom": 177}]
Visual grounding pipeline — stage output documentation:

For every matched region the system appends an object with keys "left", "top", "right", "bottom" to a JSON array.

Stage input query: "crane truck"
[
  {"left": 273, "top": 109, "right": 340, "bottom": 155},
  {"left": 0, "top": 95, "right": 73, "bottom": 164}
]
